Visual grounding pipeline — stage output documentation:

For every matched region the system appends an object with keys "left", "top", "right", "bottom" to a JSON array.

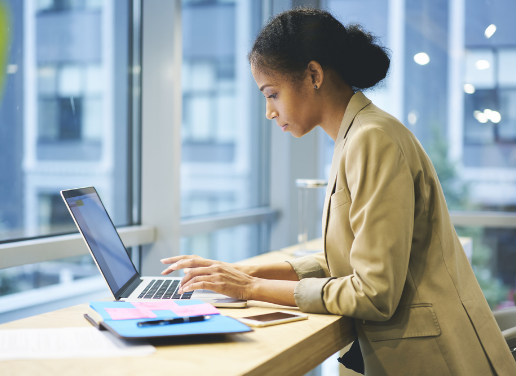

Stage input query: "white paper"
[{"left": 0, "top": 327, "right": 155, "bottom": 361}]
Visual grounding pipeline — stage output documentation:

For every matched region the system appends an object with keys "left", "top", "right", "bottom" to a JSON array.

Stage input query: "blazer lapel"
[
  {"left": 321, "top": 137, "right": 346, "bottom": 240},
  {"left": 322, "top": 92, "right": 372, "bottom": 260}
]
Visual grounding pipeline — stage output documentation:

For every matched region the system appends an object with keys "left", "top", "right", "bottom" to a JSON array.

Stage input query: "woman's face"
[{"left": 251, "top": 65, "right": 320, "bottom": 138}]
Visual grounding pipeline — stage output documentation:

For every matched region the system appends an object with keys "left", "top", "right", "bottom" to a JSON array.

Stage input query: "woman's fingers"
[
  {"left": 160, "top": 257, "right": 255, "bottom": 300},
  {"left": 160, "top": 258, "right": 219, "bottom": 275},
  {"left": 179, "top": 264, "right": 220, "bottom": 286},
  {"left": 181, "top": 280, "right": 220, "bottom": 295},
  {"left": 178, "top": 265, "right": 255, "bottom": 300},
  {"left": 169, "top": 258, "right": 217, "bottom": 271},
  {"left": 160, "top": 254, "right": 200, "bottom": 265},
  {"left": 179, "top": 275, "right": 220, "bottom": 294}
]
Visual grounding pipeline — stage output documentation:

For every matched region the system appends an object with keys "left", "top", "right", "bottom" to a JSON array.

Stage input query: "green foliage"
[
  {"left": 425, "top": 125, "right": 471, "bottom": 211},
  {"left": 0, "top": 1, "right": 11, "bottom": 100},
  {"left": 455, "top": 226, "right": 509, "bottom": 309}
]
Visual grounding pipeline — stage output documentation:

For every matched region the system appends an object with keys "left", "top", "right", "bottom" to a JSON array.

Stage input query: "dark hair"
[{"left": 248, "top": 8, "right": 390, "bottom": 91}]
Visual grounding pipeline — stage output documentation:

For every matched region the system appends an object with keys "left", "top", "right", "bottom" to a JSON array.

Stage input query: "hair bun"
[
  {"left": 249, "top": 9, "right": 390, "bottom": 91},
  {"left": 342, "top": 24, "right": 390, "bottom": 90}
]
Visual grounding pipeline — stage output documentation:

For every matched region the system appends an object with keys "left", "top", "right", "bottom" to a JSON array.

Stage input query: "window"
[
  {"left": 0, "top": 0, "right": 135, "bottom": 242},
  {"left": 181, "top": 0, "right": 267, "bottom": 219},
  {"left": 463, "top": 48, "right": 516, "bottom": 162},
  {"left": 180, "top": 0, "right": 270, "bottom": 260},
  {"left": 325, "top": 0, "right": 516, "bottom": 309},
  {"left": 0, "top": 0, "right": 138, "bottom": 307}
]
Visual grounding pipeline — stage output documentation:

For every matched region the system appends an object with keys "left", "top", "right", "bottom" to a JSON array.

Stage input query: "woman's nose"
[{"left": 265, "top": 102, "right": 278, "bottom": 120}]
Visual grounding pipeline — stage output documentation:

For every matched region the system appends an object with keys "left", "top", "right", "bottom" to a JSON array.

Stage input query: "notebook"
[{"left": 85, "top": 300, "right": 252, "bottom": 339}]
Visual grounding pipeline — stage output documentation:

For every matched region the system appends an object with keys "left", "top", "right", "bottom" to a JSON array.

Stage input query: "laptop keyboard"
[{"left": 137, "top": 279, "right": 193, "bottom": 300}]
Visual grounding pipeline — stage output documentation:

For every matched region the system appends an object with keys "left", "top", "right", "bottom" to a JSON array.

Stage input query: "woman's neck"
[{"left": 318, "top": 78, "right": 355, "bottom": 142}]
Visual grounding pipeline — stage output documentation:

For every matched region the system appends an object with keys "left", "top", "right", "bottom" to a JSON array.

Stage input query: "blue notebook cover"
[{"left": 87, "top": 300, "right": 252, "bottom": 339}]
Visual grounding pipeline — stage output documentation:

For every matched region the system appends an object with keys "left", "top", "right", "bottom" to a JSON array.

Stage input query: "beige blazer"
[{"left": 288, "top": 92, "right": 516, "bottom": 375}]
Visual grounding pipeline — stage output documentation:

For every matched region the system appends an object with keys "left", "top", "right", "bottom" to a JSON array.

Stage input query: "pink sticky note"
[
  {"left": 171, "top": 303, "right": 220, "bottom": 317},
  {"left": 132, "top": 301, "right": 179, "bottom": 311},
  {"left": 105, "top": 308, "right": 157, "bottom": 320},
  {"left": 136, "top": 307, "right": 157, "bottom": 317}
]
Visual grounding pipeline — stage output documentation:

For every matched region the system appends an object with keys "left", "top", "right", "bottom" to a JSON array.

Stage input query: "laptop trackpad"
[{"left": 193, "top": 290, "right": 231, "bottom": 300}]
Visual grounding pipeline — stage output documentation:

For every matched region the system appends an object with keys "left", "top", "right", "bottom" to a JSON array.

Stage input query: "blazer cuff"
[
  {"left": 286, "top": 255, "right": 327, "bottom": 279},
  {"left": 294, "top": 277, "right": 334, "bottom": 314}
]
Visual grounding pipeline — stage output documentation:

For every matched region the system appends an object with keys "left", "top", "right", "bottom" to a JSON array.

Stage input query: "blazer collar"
[
  {"left": 334, "top": 91, "right": 372, "bottom": 147},
  {"left": 325, "top": 91, "right": 372, "bottom": 201}
]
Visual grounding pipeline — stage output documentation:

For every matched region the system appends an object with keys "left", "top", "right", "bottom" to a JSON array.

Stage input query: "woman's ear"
[{"left": 307, "top": 61, "right": 324, "bottom": 89}]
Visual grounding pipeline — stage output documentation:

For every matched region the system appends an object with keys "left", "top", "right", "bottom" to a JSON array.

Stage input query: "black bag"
[{"left": 337, "top": 340, "right": 364, "bottom": 374}]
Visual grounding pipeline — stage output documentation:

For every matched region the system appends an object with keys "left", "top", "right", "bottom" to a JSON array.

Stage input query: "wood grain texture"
[{"left": 0, "top": 238, "right": 354, "bottom": 376}]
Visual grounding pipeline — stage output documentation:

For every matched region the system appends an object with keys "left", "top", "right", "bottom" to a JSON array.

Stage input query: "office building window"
[
  {"left": 325, "top": 0, "right": 516, "bottom": 309},
  {"left": 181, "top": 0, "right": 267, "bottom": 219},
  {"left": 0, "top": 0, "right": 138, "bottom": 301},
  {"left": 463, "top": 47, "right": 516, "bottom": 165},
  {"left": 37, "top": 64, "right": 103, "bottom": 161},
  {"left": 0, "top": 0, "right": 135, "bottom": 241}
]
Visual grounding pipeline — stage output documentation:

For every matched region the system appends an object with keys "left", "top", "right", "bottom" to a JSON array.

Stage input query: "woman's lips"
[{"left": 281, "top": 124, "right": 288, "bottom": 132}]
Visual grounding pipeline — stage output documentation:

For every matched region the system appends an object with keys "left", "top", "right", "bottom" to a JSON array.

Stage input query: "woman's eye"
[{"left": 267, "top": 93, "right": 277, "bottom": 99}]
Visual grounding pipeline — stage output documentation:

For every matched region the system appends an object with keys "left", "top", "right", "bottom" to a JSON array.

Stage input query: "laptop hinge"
[{"left": 118, "top": 276, "right": 142, "bottom": 299}]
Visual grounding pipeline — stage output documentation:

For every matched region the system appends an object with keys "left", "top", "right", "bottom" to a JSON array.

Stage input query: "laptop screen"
[{"left": 62, "top": 187, "right": 138, "bottom": 295}]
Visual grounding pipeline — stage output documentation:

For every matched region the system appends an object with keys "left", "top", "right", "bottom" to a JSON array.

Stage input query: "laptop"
[{"left": 61, "top": 186, "right": 247, "bottom": 308}]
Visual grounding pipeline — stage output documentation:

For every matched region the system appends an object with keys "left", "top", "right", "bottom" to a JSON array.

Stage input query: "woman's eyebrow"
[{"left": 259, "top": 84, "right": 273, "bottom": 91}]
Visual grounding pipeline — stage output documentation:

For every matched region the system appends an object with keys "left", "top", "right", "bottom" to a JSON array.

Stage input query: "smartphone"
[{"left": 237, "top": 311, "right": 308, "bottom": 327}]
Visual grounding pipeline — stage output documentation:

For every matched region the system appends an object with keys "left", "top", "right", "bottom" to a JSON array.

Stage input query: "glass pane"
[
  {"left": 464, "top": 49, "right": 495, "bottom": 90},
  {"left": 498, "top": 49, "right": 516, "bottom": 87},
  {"left": 181, "top": 224, "right": 265, "bottom": 263},
  {"left": 181, "top": 0, "right": 266, "bottom": 218},
  {"left": 325, "top": 0, "right": 516, "bottom": 212},
  {"left": 0, "top": 0, "right": 134, "bottom": 243}
]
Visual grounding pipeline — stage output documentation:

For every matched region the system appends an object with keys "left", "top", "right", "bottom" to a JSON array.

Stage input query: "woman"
[{"left": 161, "top": 9, "right": 515, "bottom": 376}]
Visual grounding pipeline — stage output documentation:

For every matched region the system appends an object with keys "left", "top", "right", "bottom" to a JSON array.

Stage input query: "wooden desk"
[{"left": 0, "top": 239, "right": 355, "bottom": 376}]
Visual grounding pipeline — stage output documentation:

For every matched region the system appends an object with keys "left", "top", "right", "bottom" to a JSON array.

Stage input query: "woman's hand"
[
  {"left": 161, "top": 255, "right": 227, "bottom": 275},
  {"left": 161, "top": 255, "right": 301, "bottom": 280},
  {"left": 160, "top": 255, "right": 256, "bottom": 301},
  {"left": 160, "top": 255, "right": 299, "bottom": 306}
]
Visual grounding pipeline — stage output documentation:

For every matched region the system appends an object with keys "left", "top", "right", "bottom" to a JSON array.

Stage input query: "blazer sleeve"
[
  {"left": 294, "top": 127, "right": 415, "bottom": 320},
  {"left": 287, "top": 252, "right": 331, "bottom": 279}
]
